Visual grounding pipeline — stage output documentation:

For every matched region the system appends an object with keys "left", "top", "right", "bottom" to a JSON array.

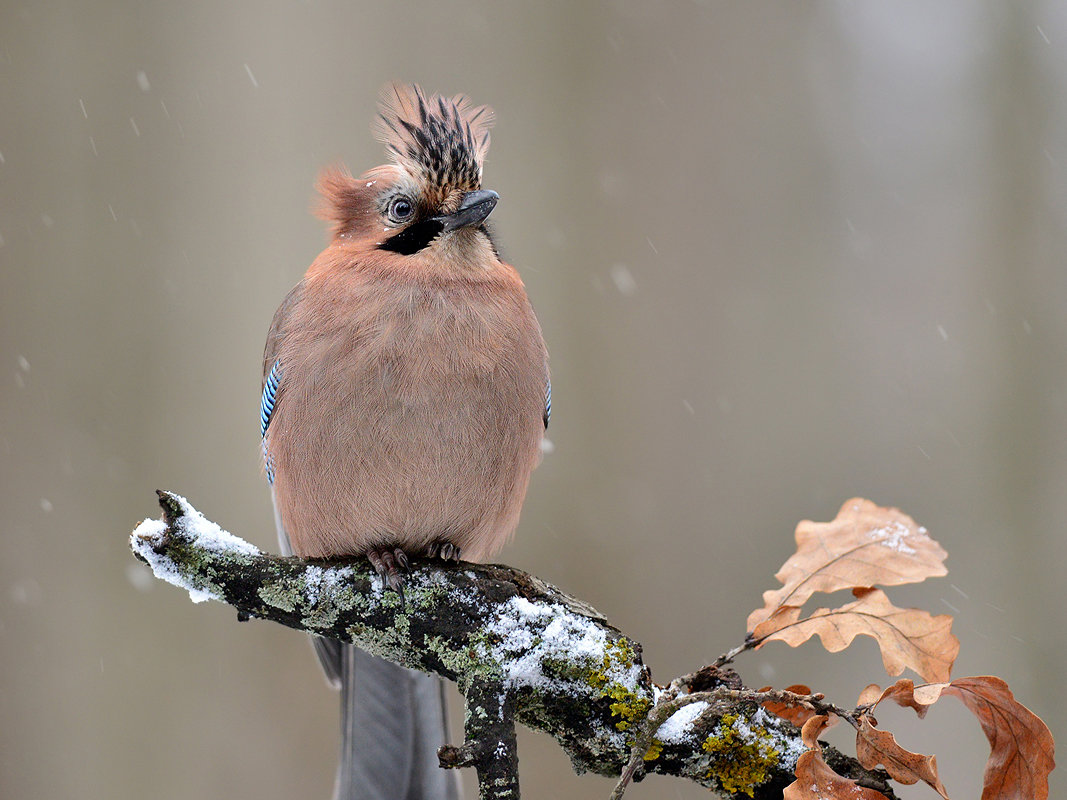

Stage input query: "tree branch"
[
  {"left": 439, "top": 680, "right": 520, "bottom": 798},
  {"left": 129, "top": 491, "right": 897, "bottom": 799}
]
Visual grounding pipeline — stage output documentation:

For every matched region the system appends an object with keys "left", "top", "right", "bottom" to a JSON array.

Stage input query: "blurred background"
[{"left": 2, "top": 1, "right": 1064, "bottom": 798}]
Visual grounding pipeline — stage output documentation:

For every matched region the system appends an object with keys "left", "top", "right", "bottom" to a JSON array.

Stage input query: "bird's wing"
[
  {"left": 260, "top": 280, "right": 346, "bottom": 687},
  {"left": 260, "top": 281, "right": 304, "bottom": 440}
]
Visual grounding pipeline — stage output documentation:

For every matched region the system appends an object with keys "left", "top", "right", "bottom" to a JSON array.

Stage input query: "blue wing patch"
[
  {"left": 260, "top": 360, "right": 282, "bottom": 438},
  {"left": 543, "top": 378, "right": 551, "bottom": 429},
  {"left": 261, "top": 360, "right": 282, "bottom": 485}
]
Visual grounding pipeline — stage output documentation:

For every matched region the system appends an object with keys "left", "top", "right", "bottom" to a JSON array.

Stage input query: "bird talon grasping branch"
[{"left": 365, "top": 545, "right": 410, "bottom": 596}]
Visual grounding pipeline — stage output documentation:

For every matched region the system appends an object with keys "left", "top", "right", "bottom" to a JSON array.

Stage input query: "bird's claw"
[
  {"left": 366, "top": 546, "right": 410, "bottom": 604},
  {"left": 366, "top": 541, "right": 461, "bottom": 606},
  {"left": 424, "top": 540, "right": 462, "bottom": 562}
]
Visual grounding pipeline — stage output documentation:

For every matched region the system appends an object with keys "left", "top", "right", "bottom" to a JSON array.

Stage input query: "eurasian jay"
[{"left": 260, "top": 84, "right": 549, "bottom": 800}]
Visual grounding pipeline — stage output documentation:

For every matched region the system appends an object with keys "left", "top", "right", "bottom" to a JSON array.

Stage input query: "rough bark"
[{"left": 129, "top": 490, "right": 896, "bottom": 800}]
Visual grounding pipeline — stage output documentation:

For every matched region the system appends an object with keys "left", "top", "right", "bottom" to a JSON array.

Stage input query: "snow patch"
[
  {"left": 657, "top": 700, "right": 709, "bottom": 743},
  {"left": 131, "top": 518, "right": 215, "bottom": 603},
  {"left": 304, "top": 566, "right": 326, "bottom": 606},
  {"left": 486, "top": 596, "right": 639, "bottom": 694},
  {"left": 869, "top": 520, "right": 918, "bottom": 555},
  {"left": 303, "top": 564, "right": 353, "bottom": 606},
  {"left": 169, "top": 494, "right": 260, "bottom": 555},
  {"left": 130, "top": 494, "right": 260, "bottom": 603}
]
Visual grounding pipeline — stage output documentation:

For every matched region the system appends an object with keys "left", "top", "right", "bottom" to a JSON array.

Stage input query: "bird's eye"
[{"left": 387, "top": 196, "right": 414, "bottom": 223}]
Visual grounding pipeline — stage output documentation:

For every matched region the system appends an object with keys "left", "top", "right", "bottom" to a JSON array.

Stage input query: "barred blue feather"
[
  {"left": 261, "top": 360, "right": 282, "bottom": 438},
  {"left": 261, "top": 360, "right": 282, "bottom": 485}
]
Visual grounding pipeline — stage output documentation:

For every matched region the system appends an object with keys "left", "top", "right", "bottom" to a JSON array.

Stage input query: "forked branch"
[{"left": 129, "top": 491, "right": 896, "bottom": 800}]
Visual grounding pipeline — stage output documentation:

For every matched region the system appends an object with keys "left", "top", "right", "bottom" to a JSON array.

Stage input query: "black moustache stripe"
[{"left": 378, "top": 219, "right": 445, "bottom": 255}]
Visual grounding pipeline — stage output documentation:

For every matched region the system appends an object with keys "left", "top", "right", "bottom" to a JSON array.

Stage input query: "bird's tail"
[
  {"left": 273, "top": 495, "right": 459, "bottom": 800},
  {"left": 334, "top": 646, "right": 460, "bottom": 800}
]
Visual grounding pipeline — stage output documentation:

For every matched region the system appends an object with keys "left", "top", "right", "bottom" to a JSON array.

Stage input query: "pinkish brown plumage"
[
  {"left": 261, "top": 84, "right": 548, "bottom": 569},
  {"left": 262, "top": 83, "right": 549, "bottom": 800}
]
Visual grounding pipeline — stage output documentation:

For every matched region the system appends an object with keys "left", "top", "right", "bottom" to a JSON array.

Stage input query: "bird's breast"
[
  {"left": 370, "top": 286, "right": 501, "bottom": 398},
  {"left": 285, "top": 275, "right": 540, "bottom": 422},
  {"left": 268, "top": 270, "right": 546, "bottom": 559}
]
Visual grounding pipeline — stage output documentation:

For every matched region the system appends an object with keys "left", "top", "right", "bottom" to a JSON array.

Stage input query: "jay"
[{"left": 260, "top": 84, "right": 549, "bottom": 800}]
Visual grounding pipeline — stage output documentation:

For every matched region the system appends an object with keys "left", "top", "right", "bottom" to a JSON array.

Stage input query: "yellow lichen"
[
  {"left": 701, "top": 712, "right": 780, "bottom": 797},
  {"left": 607, "top": 682, "right": 652, "bottom": 731},
  {"left": 642, "top": 738, "right": 663, "bottom": 761},
  {"left": 584, "top": 638, "right": 653, "bottom": 734}
]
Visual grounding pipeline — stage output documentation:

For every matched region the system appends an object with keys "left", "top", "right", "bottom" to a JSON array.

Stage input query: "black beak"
[{"left": 432, "top": 190, "right": 499, "bottom": 232}]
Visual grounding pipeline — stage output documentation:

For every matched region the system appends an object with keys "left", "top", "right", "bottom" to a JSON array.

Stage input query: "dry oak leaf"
[
  {"left": 784, "top": 715, "right": 890, "bottom": 800},
  {"left": 748, "top": 498, "right": 947, "bottom": 631},
  {"left": 858, "top": 683, "right": 888, "bottom": 708},
  {"left": 759, "top": 684, "right": 819, "bottom": 727},
  {"left": 799, "top": 713, "right": 840, "bottom": 745},
  {"left": 859, "top": 678, "right": 944, "bottom": 718},
  {"left": 861, "top": 677, "right": 1055, "bottom": 800},
  {"left": 855, "top": 717, "right": 949, "bottom": 798},
  {"left": 750, "top": 587, "right": 958, "bottom": 683}
]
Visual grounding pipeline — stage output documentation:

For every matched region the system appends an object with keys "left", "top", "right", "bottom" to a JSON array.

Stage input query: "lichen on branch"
[{"left": 130, "top": 490, "right": 893, "bottom": 799}]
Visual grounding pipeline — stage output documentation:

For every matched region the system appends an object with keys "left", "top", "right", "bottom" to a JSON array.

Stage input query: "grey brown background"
[{"left": 2, "top": 2, "right": 1064, "bottom": 798}]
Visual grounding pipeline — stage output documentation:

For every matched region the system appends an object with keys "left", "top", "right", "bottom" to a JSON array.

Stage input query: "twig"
[{"left": 711, "top": 633, "right": 762, "bottom": 669}]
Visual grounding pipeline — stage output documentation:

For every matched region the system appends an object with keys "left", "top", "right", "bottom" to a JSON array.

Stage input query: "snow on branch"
[{"left": 129, "top": 490, "right": 896, "bottom": 800}]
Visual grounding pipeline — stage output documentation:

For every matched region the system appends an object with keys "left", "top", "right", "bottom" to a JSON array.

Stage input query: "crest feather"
[{"left": 374, "top": 83, "right": 494, "bottom": 192}]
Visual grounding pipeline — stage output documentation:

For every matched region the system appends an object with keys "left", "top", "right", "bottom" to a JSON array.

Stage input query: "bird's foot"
[
  {"left": 365, "top": 542, "right": 460, "bottom": 604},
  {"left": 365, "top": 546, "right": 409, "bottom": 601},
  {"left": 423, "top": 540, "right": 462, "bottom": 562}
]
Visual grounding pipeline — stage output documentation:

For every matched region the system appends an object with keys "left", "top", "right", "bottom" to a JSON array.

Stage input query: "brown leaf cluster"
[
  {"left": 747, "top": 499, "right": 958, "bottom": 683},
  {"left": 752, "top": 500, "right": 1055, "bottom": 800},
  {"left": 860, "top": 677, "right": 1055, "bottom": 800},
  {"left": 783, "top": 716, "right": 890, "bottom": 800}
]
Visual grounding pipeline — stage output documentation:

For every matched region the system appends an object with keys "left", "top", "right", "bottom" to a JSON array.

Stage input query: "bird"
[{"left": 260, "top": 83, "right": 550, "bottom": 800}]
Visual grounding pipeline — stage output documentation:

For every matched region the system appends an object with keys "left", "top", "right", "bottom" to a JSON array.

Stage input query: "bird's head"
[{"left": 315, "top": 84, "right": 500, "bottom": 271}]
